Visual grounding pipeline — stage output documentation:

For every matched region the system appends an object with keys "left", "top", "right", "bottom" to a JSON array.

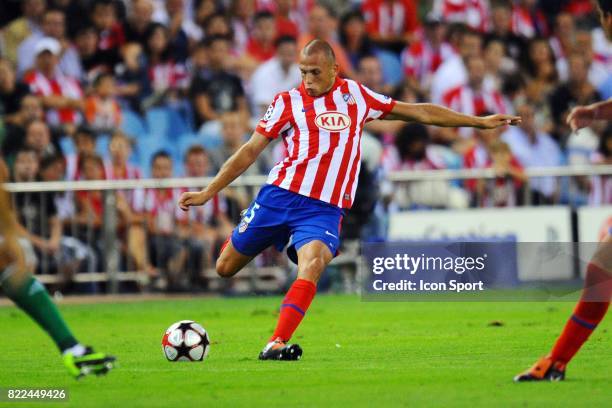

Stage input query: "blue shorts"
[{"left": 231, "top": 184, "right": 344, "bottom": 264}]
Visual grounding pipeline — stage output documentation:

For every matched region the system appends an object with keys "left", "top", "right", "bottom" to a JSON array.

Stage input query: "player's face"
[{"left": 299, "top": 52, "right": 338, "bottom": 97}]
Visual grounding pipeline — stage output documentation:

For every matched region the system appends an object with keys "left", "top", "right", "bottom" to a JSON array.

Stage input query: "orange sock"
[
  {"left": 270, "top": 279, "right": 317, "bottom": 342},
  {"left": 550, "top": 263, "right": 611, "bottom": 365}
]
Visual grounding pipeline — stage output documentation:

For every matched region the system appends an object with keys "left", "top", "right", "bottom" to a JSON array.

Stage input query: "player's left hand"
[{"left": 478, "top": 114, "right": 522, "bottom": 129}]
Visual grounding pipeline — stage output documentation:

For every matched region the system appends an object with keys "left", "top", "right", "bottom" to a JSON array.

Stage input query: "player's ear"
[{"left": 332, "top": 63, "right": 339, "bottom": 76}]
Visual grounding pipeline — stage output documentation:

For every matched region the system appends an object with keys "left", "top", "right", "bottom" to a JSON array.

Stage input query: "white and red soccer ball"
[{"left": 162, "top": 320, "right": 210, "bottom": 361}]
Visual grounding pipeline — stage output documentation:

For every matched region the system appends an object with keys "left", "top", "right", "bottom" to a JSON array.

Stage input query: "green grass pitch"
[{"left": 0, "top": 295, "right": 610, "bottom": 407}]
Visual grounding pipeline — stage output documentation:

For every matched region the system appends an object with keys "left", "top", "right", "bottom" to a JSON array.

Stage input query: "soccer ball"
[{"left": 161, "top": 320, "right": 210, "bottom": 361}]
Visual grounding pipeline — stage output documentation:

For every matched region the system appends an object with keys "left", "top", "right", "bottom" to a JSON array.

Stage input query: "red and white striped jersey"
[
  {"left": 442, "top": 85, "right": 509, "bottom": 117},
  {"left": 143, "top": 188, "right": 189, "bottom": 234},
  {"left": 24, "top": 70, "right": 83, "bottom": 126},
  {"left": 255, "top": 77, "right": 396, "bottom": 209},
  {"left": 362, "top": 0, "right": 419, "bottom": 37},
  {"left": 104, "top": 162, "right": 145, "bottom": 212},
  {"left": 433, "top": 0, "right": 490, "bottom": 32},
  {"left": 401, "top": 39, "right": 456, "bottom": 86},
  {"left": 511, "top": 5, "right": 549, "bottom": 38}
]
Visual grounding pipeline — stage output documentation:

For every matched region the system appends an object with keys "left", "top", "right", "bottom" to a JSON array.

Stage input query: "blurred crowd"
[{"left": 1, "top": 0, "right": 611, "bottom": 291}]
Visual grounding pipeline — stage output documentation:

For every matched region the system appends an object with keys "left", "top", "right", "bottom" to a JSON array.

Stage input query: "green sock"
[{"left": 2, "top": 269, "right": 78, "bottom": 352}]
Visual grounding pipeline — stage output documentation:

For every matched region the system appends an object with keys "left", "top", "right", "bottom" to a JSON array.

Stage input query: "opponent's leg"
[
  {"left": 515, "top": 236, "right": 612, "bottom": 381},
  {"left": 259, "top": 240, "right": 332, "bottom": 361},
  {"left": 0, "top": 252, "right": 116, "bottom": 378},
  {"left": 215, "top": 237, "right": 256, "bottom": 278}
]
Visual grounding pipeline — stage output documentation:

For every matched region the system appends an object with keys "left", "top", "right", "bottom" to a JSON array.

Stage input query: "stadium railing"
[{"left": 4, "top": 165, "right": 612, "bottom": 293}]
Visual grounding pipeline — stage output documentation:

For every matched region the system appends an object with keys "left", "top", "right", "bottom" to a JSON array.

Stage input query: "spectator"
[
  {"left": 477, "top": 140, "right": 526, "bottom": 207},
  {"left": 183, "top": 145, "right": 234, "bottom": 285},
  {"left": 521, "top": 38, "right": 558, "bottom": 132},
  {"left": 91, "top": 0, "right": 125, "bottom": 56},
  {"left": 401, "top": 13, "right": 455, "bottom": 92},
  {"left": 230, "top": 0, "right": 257, "bottom": 54},
  {"left": 463, "top": 124, "right": 525, "bottom": 206},
  {"left": 249, "top": 35, "right": 301, "bottom": 118},
  {"left": 105, "top": 131, "right": 143, "bottom": 211},
  {"left": 103, "top": 130, "right": 156, "bottom": 283},
  {"left": 123, "top": 0, "right": 155, "bottom": 48},
  {"left": 357, "top": 54, "right": 393, "bottom": 96},
  {"left": 12, "top": 147, "right": 95, "bottom": 283},
  {"left": 1, "top": 95, "right": 47, "bottom": 161},
  {"left": 23, "top": 37, "right": 84, "bottom": 131},
  {"left": 2, "top": 0, "right": 46, "bottom": 65},
  {"left": 17, "top": 7, "right": 82, "bottom": 78},
  {"left": 380, "top": 123, "right": 453, "bottom": 209},
  {"left": 74, "top": 26, "right": 107, "bottom": 84},
  {"left": 502, "top": 103, "right": 562, "bottom": 204},
  {"left": 24, "top": 119, "right": 60, "bottom": 158},
  {"left": 114, "top": 42, "right": 147, "bottom": 113},
  {"left": 144, "top": 150, "right": 199, "bottom": 291},
  {"left": 511, "top": 0, "right": 549, "bottom": 39},
  {"left": 84, "top": 72, "right": 122, "bottom": 134},
  {"left": 65, "top": 126, "right": 96, "bottom": 181},
  {"left": 339, "top": 10, "right": 378, "bottom": 72},
  {"left": 549, "top": 52, "right": 602, "bottom": 141},
  {"left": 431, "top": 26, "right": 482, "bottom": 103},
  {"left": 485, "top": 0, "right": 524, "bottom": 60},
  {"left": 441, "top": 55, "right": 510, "bottom": 139},
  {"left": 245, "top": 11, "right": 278, "bottom": 64},
  {"left": 274, "top": 0, "right": 300, "bottom": 40},
  {"left": 200, "top": 12, "right": 233, "bottom": 39},
  {"left": 298, "top": 5, "right": 356, "bottom": 79},
  {"left": 210, "top": 111, "right": 271, "bottom": 177},
  {"left": 0, "top": 58, "right": 31, "bottom": 126},
  {"left": 361, "top": 0, "right": 419, "bottom": 49},
  {"left": 574, "top": 28, "right": 609, "bottom": 89},
  {"left": 548, "top": 12, "right": 575, "bottom": 81},
  {"left": 164, "top": 0, "right": 197, "bottom": 62},
  {"left": 190, "top": 35, "right": 249, "bottom": 127},
  {"left": 141, "top": 23, "right": 189, "bottom": 109},
  {"left": 589, "top": 125, "right": 612, "bottom": 205},
  {"left": 72, "top": 153, "right": 106, "bottom": 256},
  {"left": 433, "top": 0, "right": 491, "bottom": 33},
  {"left": 483, "top": 38, "right": 510, "bottom": 91}
]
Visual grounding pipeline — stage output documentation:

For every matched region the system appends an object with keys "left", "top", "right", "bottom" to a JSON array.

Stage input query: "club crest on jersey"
[
  {"left": 314, "top": 111, "right": 351, "bottom": 131},
  {"left": 262, "top": 103, "right": 274, "bottom": 122},
  {"left": 342, "top": 93, "right": 356, "bottom": 105}
]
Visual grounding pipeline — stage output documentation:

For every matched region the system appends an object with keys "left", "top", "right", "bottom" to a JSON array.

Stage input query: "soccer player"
[
  {"left": 179, "top": 39, "right": 520, "bottom": 360},
  {"left": 0, "top": 157, "right": 115, "bottom": 378},
  {"left": 514, "top": 0, "right": 612, "bottom": 382}
]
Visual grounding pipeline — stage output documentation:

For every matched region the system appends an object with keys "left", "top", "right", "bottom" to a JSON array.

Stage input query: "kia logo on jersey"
[{"left": 314, "top": 112, "right": 351, "bottom": 131}]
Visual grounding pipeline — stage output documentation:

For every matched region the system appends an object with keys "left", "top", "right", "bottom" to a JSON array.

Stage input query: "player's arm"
[
  {"left": 178, "top": 132, "right": 271, "bottom": 210},
  {"left": 567, "top": 99, "right": 612, "bottom": 130},
  {"left": 384, "top": 101, "right": 521, "bottom": 129}
]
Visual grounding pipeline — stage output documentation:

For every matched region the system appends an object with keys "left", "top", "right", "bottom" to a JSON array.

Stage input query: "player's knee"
[
  {"left": 215, "top": 257, "right": 235, "bottom": 278},
  {"left": 299, "top": 256, "right": 327, "bottom": 282}
]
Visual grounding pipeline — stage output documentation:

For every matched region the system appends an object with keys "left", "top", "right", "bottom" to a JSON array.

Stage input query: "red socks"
[
  {"left": 550, "top": 263, "right": 611, "bottom": 365},
  {"left": 270, "top": 279, "right": 317, "bottom": 342}
]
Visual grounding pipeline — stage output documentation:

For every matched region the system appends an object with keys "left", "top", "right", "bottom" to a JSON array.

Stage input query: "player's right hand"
[{"left": 178, "top": 191, "right": 208, "bottom": 211}]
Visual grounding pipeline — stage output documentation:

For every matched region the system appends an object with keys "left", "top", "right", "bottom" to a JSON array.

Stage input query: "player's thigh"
[
  {"left": 215, "top": 239, "right": 256, "bottom": 277},
  {"left": 296, "top": 240, "right": 334, "bottom": 283}
]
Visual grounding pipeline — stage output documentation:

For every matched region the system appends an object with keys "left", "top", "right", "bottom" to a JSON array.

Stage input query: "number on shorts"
[{"left": 243, "top": 203, "right": 261, "bottom": 223}]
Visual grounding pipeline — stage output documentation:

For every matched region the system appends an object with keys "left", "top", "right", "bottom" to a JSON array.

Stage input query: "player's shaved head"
[
  {"left": 299, "top": 39, "right": 338, "bottom": 97},
  {"left": 301, "top": 39, "right": 336, "bottom": 64}
]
